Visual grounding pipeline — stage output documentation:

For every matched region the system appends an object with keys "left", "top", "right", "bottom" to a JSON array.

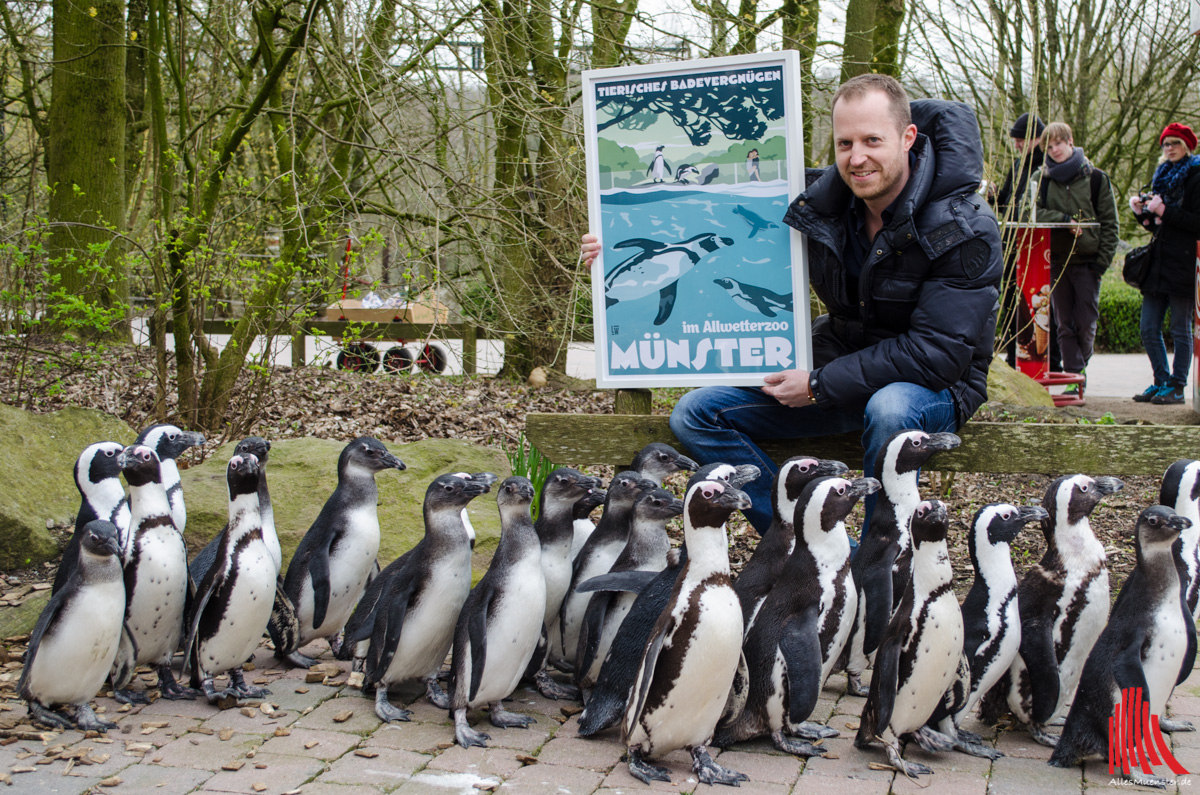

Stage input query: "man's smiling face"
[{"left": 833, "top": 89, "right": 917, "bottom": 207}]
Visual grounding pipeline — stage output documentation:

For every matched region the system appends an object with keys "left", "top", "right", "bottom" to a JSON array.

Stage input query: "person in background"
[
  {"left": 746, "top": 148, "right": 761, "bottom": 182},
  {"left": 1130, "top": 122, "right": 1200, "bottom": 404},
  {"left": 1022, "top": 121, "right": 1119, "bottom": 401}
]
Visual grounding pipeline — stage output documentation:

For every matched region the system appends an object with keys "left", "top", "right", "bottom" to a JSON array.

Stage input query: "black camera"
[{"left": 1134, "top": 189, "right": 1158, "bottom": 229}]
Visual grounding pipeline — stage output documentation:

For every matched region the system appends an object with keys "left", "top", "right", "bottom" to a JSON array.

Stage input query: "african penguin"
[
  {"left": 628, "top": 441, "right": 697, "bottom": 487},
  {"left": 20, "top": 520, "right": 124, "bottom": 732},
  {"left": 449, "top": 477, "right": 546, "bottom": 748},
  {"left": 731, "top": 204, "right": 780, "bottom": 238},
  {"left": 576, "top": 487, "right": 682, "bottom": 690},
  {"left": 621, "top": 478, "right": 752, "bottom": 786},
  {"left": 925, "top": 502, "right": 1047, "bottom": 759},
  {"left": 576, "top": 462, "right": 761, "bottom": 738},
  {"left": 603, "top": 233, "right": 735, "bottom": 326},
  {"left": 736, "top": 456, "right": 849, "bottom": 632},
  {"left": 135, "top": 423, "right": 206, "bottom": 538},
  {"left": 52, "top": 441, "right": 131, "bottom": 595},
  {"left": 184, "top": 453, "right": 275, "bottom": 703},
  {"left": 1156, "top": 459, "right": 1200, "bottom": 733},
  {"left": 340, "top": 472, "right": 495, "bottom": 722},
  {"left": 1049, "top": 506, "right": 1192, "bottom": 788},
  {"left": 713, "top": 277, "right": 793, "bottom": 318},
  {"left": 716, "top": 476, "right": 879, "bottom": 757},
  {"left": 839, "top": 429, "right": 961, "bottom": 696},
  {"left": 547, "top": 485, "right": 608, "bottom": 669},
  {"left": 111, "top": 444, "right": 197, "bottom": 703},
  {"left": 279, "top": 437, "right": 406, "bottom": 668},
  {"left": 979, "top": 474, "right": 1123, "bottom": 746},
  {"left": 855, "top": 500, "right": 963, "bottom": 777}
]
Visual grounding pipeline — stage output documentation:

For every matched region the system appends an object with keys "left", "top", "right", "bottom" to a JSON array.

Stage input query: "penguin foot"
[
  {"left": 278, "top": 650, "right": 318, "bottom": 669},
  {"left": 627, "top": 748, "right": 671, "bottom": 784},
  {"left": 27, "top": 701, "right": 73, "bottom": 731},
  {"left": 328, "top": 630, "right": 345, "bottom": 658},
  {"left": 690, "top": 745, "right": 747, "bottom": 787},
  {"left": 884, "top": 743, "right": 933, "bottom": 777},
  {"left": 158, "top": 666, "right": 200, "bottom": 700},
  {"left": 846, "top": 672, "right": 870, "bottom": 697},
  {"left": 424, "top": 678, "right": 450, "bottom": 710},
  {"left": 74, "top": 703, "right": 118, "bottom": 733},
  {"left": 534, "top": 670, "right": 581, "bottom": 701},
  {"left": 952, "top": 738, "right": 1004, "bottom": 760},
  {"left": 771, "top": 730, "right": 827, "bottom": 758},
  {"left": 454, "top": 709, "right": 490, "bottom": 748},
  {"left": 229, "top": 669, "right": 270, "bottom": 699},
  {"left": 1045, "top": 715, "right": 1066, "bottom": 727},
  {"left": 112, "top": 687, "right": 151, "bottom": 705},
  {"left": 955, "top": 728, "right": 985, "bottom": 745},
  {"left": 200, "top": 679, "right": 237, "bottom": 707},
  {"left": 488, "top": 703, "right": 533, "bottom": 729},
  {"left": 1030, "top": 724, "right": 1060, "bottom": 747},
  {"left": 374, "top": 689, "right": 412, "bottom": 723},
  {"left": 908, "top": 725, "right": 955, "bottom": 753},
  {"left": 1157, "top": 718, "right": 1195, "bottom": 733},
  {"left": 790, "top": 720, "right": 839, "bottom": 740}
]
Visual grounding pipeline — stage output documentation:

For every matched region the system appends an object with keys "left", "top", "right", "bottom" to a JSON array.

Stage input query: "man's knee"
[
  {"left": 670, "top": 387, "right": 713, "bottom": 437},
  {"left": 865, "top": 383, "right": 926, "bottom": 427}
]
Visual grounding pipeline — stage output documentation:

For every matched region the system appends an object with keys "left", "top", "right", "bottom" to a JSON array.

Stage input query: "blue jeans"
[
  {"left": 1140, "top": 292, "right": 1194, "bottom": 388},
  {"left": 669, "top": 382, "right": 959, "bottom": 536}
]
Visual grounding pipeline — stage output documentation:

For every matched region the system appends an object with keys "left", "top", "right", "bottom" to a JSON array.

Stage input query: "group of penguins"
[{"left": 16, "top": 424, "right": 1200, "bottom": 788}]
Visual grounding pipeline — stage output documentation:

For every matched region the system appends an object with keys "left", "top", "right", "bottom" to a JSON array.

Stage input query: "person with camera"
[
  {"left": 1021, "top": 121, "right": 1119, "bottom": 401},
  {"left": 1129, "top": 123, "right": 1200, "bottom": 404}
]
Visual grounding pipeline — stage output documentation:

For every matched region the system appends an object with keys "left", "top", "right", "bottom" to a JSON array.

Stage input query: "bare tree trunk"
[
  {"left": 840, "top": 0, "right": 879, "bottom": 82},
  {"left": 871, "top": 0, "right": 905, "bottom": 77}
]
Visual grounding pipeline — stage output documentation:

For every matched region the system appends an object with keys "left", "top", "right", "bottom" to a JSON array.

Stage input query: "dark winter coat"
[
  {"left": 994, "top": 146, "right": 1044, "bottom": 218},
  {"left": 782, "top": 99, "right": 1002, "bottom": 427},
  {"left": 1141, "top": 163, "right": 1200, "bottom": 297},
  {"left": 1023, "top": 159, "right": 1120, "bottom": 273}
]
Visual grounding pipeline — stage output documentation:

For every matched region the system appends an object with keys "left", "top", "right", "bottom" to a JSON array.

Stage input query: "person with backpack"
[
  {"left": 1022, "top": 121, "right": 1119, "bottom": 400},
  {"left": 1129, "top": 123, "right": 1200, "bottom": 405}
]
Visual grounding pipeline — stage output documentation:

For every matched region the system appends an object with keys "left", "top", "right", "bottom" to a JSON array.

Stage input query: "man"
[{"left": 583, "top": 75, "right": 1002, "bottom": 534}]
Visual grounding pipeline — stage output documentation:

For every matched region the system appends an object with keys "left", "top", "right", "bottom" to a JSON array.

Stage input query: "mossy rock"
[
  {"left": 180, "top": 437, "right": 511, "bottom": 580},
  {"left": 0, "top": 403, "right": 135, "bottom": 569},
  {"left": 985, "top": 356, "right": 1055, "bottom": 408}
]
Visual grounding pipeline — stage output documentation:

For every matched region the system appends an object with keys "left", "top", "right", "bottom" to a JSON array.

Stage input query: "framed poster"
[{"left": 582, "top": 51, "right": 810, "bottom": 388}]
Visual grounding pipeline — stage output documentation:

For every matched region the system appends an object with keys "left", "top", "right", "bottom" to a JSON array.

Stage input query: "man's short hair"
[
  {"left": 832, "top": 74, "right": 912, "bottom": 133},
  {"left": 1042, "top": 122, "right": 1073, "bottom": 145}
]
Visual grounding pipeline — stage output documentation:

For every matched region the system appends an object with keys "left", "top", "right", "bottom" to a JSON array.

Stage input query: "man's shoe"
[
  {"left": 1062, "top": 383, "right": 1082, "bottom": 398},
  {"left": 1133, "top": 384, "right": 1163, "bottom": 402},
  {"left": 1152, "top": 385, "right": 1186, "bottom": 405}
]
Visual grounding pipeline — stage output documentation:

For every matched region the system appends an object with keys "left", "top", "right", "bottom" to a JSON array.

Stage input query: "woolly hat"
[
  {"left": 1160, "top": 122, "right": 1197, "bottom": 151},
  {"left": 1010, "top": 113, "right": 1046, "bottom": 139}
]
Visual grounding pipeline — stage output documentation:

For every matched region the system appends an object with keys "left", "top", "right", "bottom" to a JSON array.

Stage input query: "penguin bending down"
[
  {"left": 135, "top": 423, "right": 206, "bottom": 540},
  {"left": 576, "top": 462, "right": 760, "bottom": 738},
  {"left": 979, "top": 474, "right": 1123, "bottom": 746},
  {"left": 627, "top": 442, "right": 697, "bottom": 487},
  {"left": 21, "top": 521, "right": 125, "bottom": 732},
  {"left": 1049, "top": 506, "right": 1193, "bottom": 788},
  {"left": 111, "top": 445, "right": 198, "bottom": 703},
  {"left": 1157, "top": 459, "right": 1200, "bottom": 733},
  {"left": 839, "top": 430, "right": 961, "bottom": 696},
  {"left": 713, "top": 277, "right": 793, "bottom": 318},
  {"left": 736, "top": 456, "right": 848, "bottom": 633},
  {"left": 184, "top": 454, "right": 275, "bottom": 703},
  {"left": 855, "top": 500, "right": 964, "bottom": 777},
  {"left": 52, "top": 441, "right": 131, "bottom": 596},
  {"left": 716, "top": 476, "right": 879, "bottom": 756},
  {"left": 279, "top": 438, "right": 406, "bottom": 668},
  {"left": 340, "top": 473, "right": 495, "bottom": 722},
  {"left": 925, "top": 503, "right": 1047, "bottom": 759},
  {"left": 576, "top": 487, "right": 682, "bottom": 690},
  {"left": 450, "top": 477, "right": 546, "bottom": 748}
]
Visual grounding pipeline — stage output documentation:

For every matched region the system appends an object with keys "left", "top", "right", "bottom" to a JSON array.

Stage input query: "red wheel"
[
  {"left": 416, "top": 343, "right": 448, "bottom": 373},
  {"left": 382, "top": 346, "right": 416, "bottom": 374},
  {"left": 336, "top": 342, "right": 381, "bottom": 373}
]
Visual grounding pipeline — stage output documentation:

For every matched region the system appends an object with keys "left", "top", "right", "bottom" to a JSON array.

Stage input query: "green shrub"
[{"left": 1095, "top": 273, "right": 1144, "bottom": 352}]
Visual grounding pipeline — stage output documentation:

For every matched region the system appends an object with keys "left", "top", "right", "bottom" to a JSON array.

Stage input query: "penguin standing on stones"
[
  {"left": 1049, "top": 506, "right": 1193, "bottom": 787},
  {"left": 576, "top": 462, "right": 760, "bottom": 737},
  {"left": 716, "top": 476, "right": 880, "bottom": 756},
  {"left": 450, "top": 477, "right": 546, "bottom": 748},
  {"left": 855, "top": 500, "right": 963, "bottom": 777},
  {"left": 184, "top": 453, "right": 275, "bottom": 704},
  {"left": 111, "top": 444, "right": 198, "bottom": 703},
  {"left": 279, "top": 437, "right": 406, "bottom": 668},
  {"left": 52, "top": 441, "right": 131, "bottom": 595},
  {"left": 576, "top": 487, "right": 683, "bottom": 690},
  {"left": 135, "top": 424, "right": 206, "bottom": 539},
  {"left": 341, "top": 472, "right": 496, "bottom": 722},
  {"left": 20, "top": 520, "right": 125, "bottom": 732},
  {"left": 621, "top": 478, "right": 752, "bottom": 786},
  {"left": 925, "top": 502, "right": 1047, "bottom": 758},
  {"left": 736, "top": 456, "right": 849, "bottom": 631},
  {"left": 1156, "top": 459, "right": 1200, "bottom": 733},
  {"left": 628, "top": 442, "right": 697, "bottom": 487},
  {"left": 839, "top": 430, "right": 961, "bottom": 696},
  {"left": 979, "top": 474, "right": 1123, "bottom": 746}
]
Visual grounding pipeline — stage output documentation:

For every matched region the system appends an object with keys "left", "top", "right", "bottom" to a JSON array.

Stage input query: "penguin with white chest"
[
  {"left": 341, "top": 472, "right": 496, "bottom": 722},
  {"left": 855, "top": 500, "right": 963, "bottom": 777},
  {"left": 184, "top": 453, "right": 275, "bottom": 703},
  {"left": 1156, "top": 459, "right": 1200, "bottom": 732},
  {"left": 21, "top": 520, "right": 125, "bottom": 732},
  {"left": 279, "top": 437, "right": 406, "bottom": 668},
  {"left": 111, "top": 444, "right": 198, "bottom": 703},
  {"left": 716, "top": 476, "right": 879, "bottom": 757},
  {"left": 450, "top": 477, "right": 546, "bottom": 748},
  {"left": 52, "top": 441, "right": 131, "bottom": 595},
  {"left": 135, "top": 423, "right": 206, "bottom": 539},
  {"left": 1049, "top": 506, "right": 1193, "bottom": 787},
  {"left": 622, "top": 478, "right": 752, "bottom": 787}
]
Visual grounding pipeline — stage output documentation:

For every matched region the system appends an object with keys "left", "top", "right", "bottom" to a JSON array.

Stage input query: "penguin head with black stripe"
[
  {"left": 796, "top": 476, "right": 880, "bottom": 543},
  {"left": 337, "top": 437, "right": 406, "bottom": 479},
  {"left": 685, "top": 479, "right": 752, "bottom": 529},
  {"left": 1135, "top": 505, "right": 1191, "bottom": 559},
  {"left": 234, "top": 436, "right": 271, "bottom": 466},
  {"left": 80, "top": 519, "right": 122, "bottom": 561},
  {"left": 910, "top": 500, "right": 950, "bottom": 547},
  {"left": 1041, "top": 474, "right": 1123, "bottom": 540},
  {"left": 775, "top": 457, "right": 849, "bottom": 526},
  {"left": 136, "top": 424, "right": 206, "bottom": 462},
  {"left": 1160, "top": 459, "right": 1200, "bottom": 524},
  {"left": 628, "top": 443, "right": 698, "bottom": 486},
  {"left": 876, "top": 430, "right": 962, "bottom": 482},
  {"left": 688, "top": 463, "right": 761, "bottom": 491},
  {"left": 226, "top": 453, "right": 260, "bottom": 499},
  {"left": 118, "top": 444, "right": 163, "bottom": 487},
  {"left": 969, "top": 502, "right": 1046, "bottom": 572},
  {"left": 76, "top": 442, "right": 125, "bottom": 494}
]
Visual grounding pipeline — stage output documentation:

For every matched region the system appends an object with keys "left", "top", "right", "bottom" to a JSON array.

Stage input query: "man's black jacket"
[
  {"left": 995, "top": 146, "right": 1044, "bottom": 218},
  {"left": 782, "top": 99, "right": 1003, "bottom": 427}
]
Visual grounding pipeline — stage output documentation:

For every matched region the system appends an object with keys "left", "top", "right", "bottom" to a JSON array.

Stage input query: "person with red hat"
[{"left": 1130, "top": 122, "right": 1200, "bottom": 404}]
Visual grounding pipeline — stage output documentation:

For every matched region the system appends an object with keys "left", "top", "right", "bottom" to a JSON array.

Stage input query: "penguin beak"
[
  {"left": 674, "top": 453, "right": 699, "bottom": 472},
  {"left": 716, "top": 486, "right": 752, "bottom": 512},
  {"left": 848, "top": 477, "right": 882, "bottom": 500},
  {"left": 1092, "top": 476, "right": 1124, "bottom": 496},
  {"left": 383, "top": 453, "right": 407, "bottom": 472},
  {"left": 1018, "top": 505, "right": 1049, "bottom": 524},
  {"left": 471, "top": 472, "right": 499, "bottom": 489},
  {"left": 924, "top": 432, "right": 962, "bottom": 452},
  {"left": 184, "top": 431, "right": 206, "bottom": 448},
  {"left": 729, "top": 464, "right": 762, "bottom": 488},
  {"left": 1168, "top": 513, "right": 1193, "bottom": 534},
  {"left": 91, "top": 528, "right": 121, "bottom": 558},
  {"left": 815, "top": 459, "right": 850, "bottom": 478}
]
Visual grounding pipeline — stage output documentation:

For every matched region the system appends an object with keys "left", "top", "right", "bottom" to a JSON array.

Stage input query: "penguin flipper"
[
  {"left": 1112, "top": 633, "right": 1151, "bottom": 702},
  {"left": 365, "top": 579, "right": 417, "bottom": 686},
  {"left": 576, "top": 592, "right": 611, "bottom": 680},
  {"left": 653, "top": 282, "right": 678, "bottom": 326},
  {"left": 858, "top": 621, "right": 903, "bottom": 747},
  {"left": 1020, "top": 617, "right": 1061, "bottom": 725},
  {"left": 467, "top": 584, "right": 497, "bottom": 703},
  {"left": 858, "top": 566, "right": 894, "bottom": 656},
  {"left": 624, "top": 612, "right": 675, "bottom": 735},
  {"left": 1179, "top": 593, "right": 1197, "bottom": 687},
  {"left": 779, "top": 611, "right": 823, "bottom": 726},
  {"left": 16, "top": 586, "right": 71, "bottom": 700},
  {"left": 307, "top": 542, "right": 334, "bottom": 631},
  {"left": 576, "top": 570, "right": 659, "bottom": 595},
  {"left": 267, "top": 581, "right": 300, "bottom": 656},
  {"left": 182, "top": 540, "right": 227, "bottom": 676},
  {"left": 719, "top": 651, "right": 751, "bottom": 727}
]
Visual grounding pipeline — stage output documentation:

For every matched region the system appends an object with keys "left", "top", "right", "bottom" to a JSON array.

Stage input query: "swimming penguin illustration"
[
  {"left": 732, "top": 205, "right": 780, "bottom": 238},
  {"left": 605, "top": 233, "right": 735, "bottom": 325},
  {"left": 713, "top": 277, "right": 793, "bottom": 318},
  {"left": 646, "top": 146, "right": 670, "bottom": 182}
]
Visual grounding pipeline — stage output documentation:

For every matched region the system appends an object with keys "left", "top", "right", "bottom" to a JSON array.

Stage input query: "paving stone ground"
[{"left": 1, "top": 640, "right": 1197, "bottom": 795}]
